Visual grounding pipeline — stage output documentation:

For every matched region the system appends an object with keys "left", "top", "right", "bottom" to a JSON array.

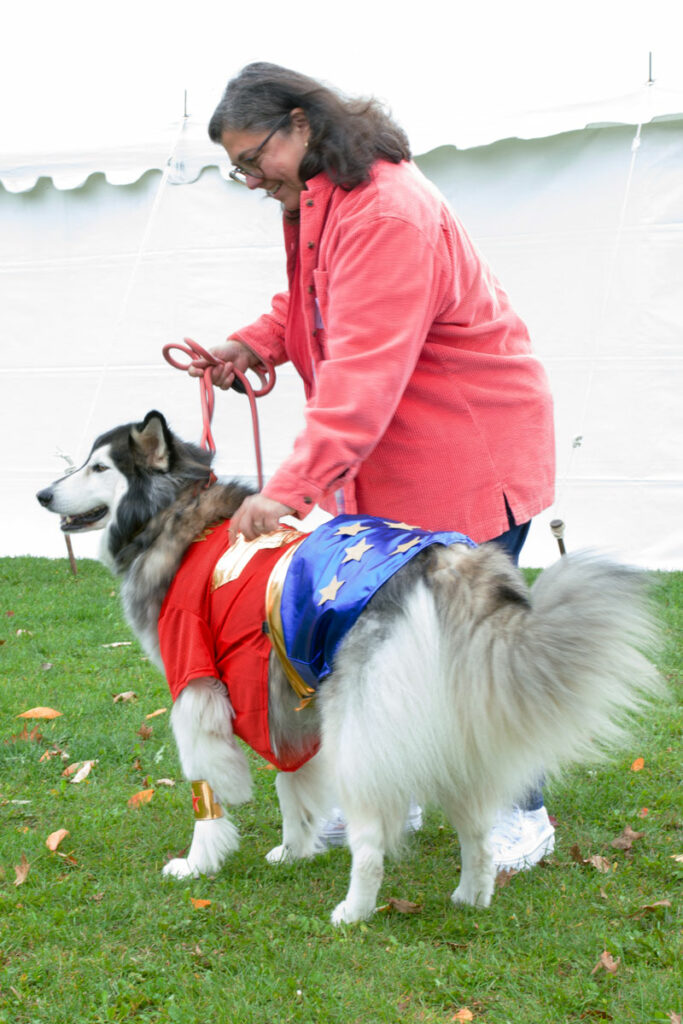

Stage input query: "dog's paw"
[
  {"left": 451, "top": 881, "right": 492, "bottom": 908},
  {"left": 331, "top": 899, "right": 372, "bottom": 926},
  {"left": 162, "top": 857, "right": 200, "bottom": 880},
  {"left": 265, "top": 843, "right": 291, "bottom": 865}
]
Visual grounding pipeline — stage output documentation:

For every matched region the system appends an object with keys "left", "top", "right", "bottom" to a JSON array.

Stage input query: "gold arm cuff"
[
  {"left": 265, "top": 541, "right": 317, "bottom": 702},
  {"left": 191, "top": 780, "right": 223, "bottom": 820}
]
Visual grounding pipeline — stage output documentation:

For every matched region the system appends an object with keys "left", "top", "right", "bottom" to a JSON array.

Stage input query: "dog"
[{"left": 36, "top": 411, "right": 660, "bottom": 924}]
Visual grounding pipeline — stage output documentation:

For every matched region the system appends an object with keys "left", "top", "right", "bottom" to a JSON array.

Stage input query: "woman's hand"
[
  {"left": 229, "top": 494, "right": 296, "bottom": 541},
  {"left": 187, "top": 339, "right": 258, "bottom": 391}
]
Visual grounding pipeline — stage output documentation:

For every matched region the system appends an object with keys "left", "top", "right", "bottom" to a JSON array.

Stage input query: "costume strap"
[{"left": 191, "top": 780, "right": 223, "bottom": 820}]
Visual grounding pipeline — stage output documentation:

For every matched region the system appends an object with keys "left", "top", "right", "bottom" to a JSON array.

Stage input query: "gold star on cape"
[
  {"left": 342, "top": 537, "right": 374, "bottom": 563},
  {"left": 335, "top": 521, "right": 369, "bottom": 537},
  {"left": 394, "top": 536, "right": 421, "bottom": 554},
  {"left": 384, "top": 520, "right": 419, "bottom": 531},
  {"left": 317, "top": 575, "right": 346, "bottom": 606}
]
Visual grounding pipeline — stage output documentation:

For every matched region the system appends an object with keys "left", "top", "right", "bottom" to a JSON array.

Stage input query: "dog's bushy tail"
[{"left": 438, "top": 547, "right": 662, "bottom": 791}]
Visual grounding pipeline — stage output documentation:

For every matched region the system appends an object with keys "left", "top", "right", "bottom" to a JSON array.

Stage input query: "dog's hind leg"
[
  {"left": 266, "top": 752, "right": 330, "bottom": 864},
  {"left": 331, "top": 813, "right": 385, "bottom": 925},
  {"left": 163, "top": 678, "right": 252, "bottom": 879}
]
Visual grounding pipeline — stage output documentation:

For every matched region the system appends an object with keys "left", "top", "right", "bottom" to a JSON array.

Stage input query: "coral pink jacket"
[{"left": 234, "top": 160, "right": 554, "bottom": 542}]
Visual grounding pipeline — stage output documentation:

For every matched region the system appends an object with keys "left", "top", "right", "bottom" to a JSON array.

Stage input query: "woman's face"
[{"left": 221, "top": 110, "right": 310, "bottom": 213}]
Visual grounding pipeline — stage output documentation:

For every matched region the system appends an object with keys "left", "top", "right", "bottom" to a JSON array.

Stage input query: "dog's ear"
[{"left": 131, "top": 411, "right": 172, "bottom": 472}]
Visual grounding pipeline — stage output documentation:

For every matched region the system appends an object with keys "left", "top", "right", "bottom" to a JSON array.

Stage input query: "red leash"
[{"left": 162, "top": 338, "right": 276, "bottom": 489}]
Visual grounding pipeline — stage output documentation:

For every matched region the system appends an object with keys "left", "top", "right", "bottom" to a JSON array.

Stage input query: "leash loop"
[{"left": 162, "top": 337, "right": 276, "bottom": 489}]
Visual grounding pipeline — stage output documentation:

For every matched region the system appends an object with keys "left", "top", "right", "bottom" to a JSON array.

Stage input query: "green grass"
[{"left": 0, "top": 557, "right": 681, "bottom": 1024}]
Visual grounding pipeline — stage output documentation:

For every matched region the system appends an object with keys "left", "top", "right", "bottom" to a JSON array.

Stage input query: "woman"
[{"left": 190, "top": 62, "right": 556, "bottom": 870}]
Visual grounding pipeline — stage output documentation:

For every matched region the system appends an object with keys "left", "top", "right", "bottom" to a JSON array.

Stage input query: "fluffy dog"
[{"left": 37, "top": 411, "right": 659, "bottom": 924}]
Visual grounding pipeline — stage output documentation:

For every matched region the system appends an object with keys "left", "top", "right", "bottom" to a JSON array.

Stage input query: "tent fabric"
[
  {"left": 2, "top": 87, "right": 683, "bottom": 195},
  {"left": 1, "top": 119, "right": 682, "bottom": 568}
]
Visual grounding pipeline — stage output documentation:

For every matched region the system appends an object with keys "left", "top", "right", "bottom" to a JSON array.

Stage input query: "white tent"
[{"left": 2, "top": 2, "right": 682, "bottom": 568}]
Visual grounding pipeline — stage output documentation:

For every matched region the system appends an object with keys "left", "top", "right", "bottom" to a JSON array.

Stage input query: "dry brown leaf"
[
  {"left": 8, "top": 725, "right": 44, "bottom": 745},
  {"left": 638, "top": 899, "right": 672, "bottom": 912},
  {"left": 452, "top": 1010, "right": 474, "bottom": 1022},
  {"left": 588, "top": 856, "right": 612, "bottom": 874},
  {"left": 13, "top": 853, "right": 30, "bottom": 886},
  {"left": 128, "top": 788, "right": 155, "bottom": 808},
  {"left": 671, "top": 854, "right": 683, "bottom": 863},
  {"left": 46, "top": 828, "right": 70, "bottom": 852},
  {"left": 190, "top": 898, "right": 212, "bottom": 909},
  {"left": 113, "top": 691, "right": 137, "bottom": 703},
  {"left": 17, "top": 707, "right": 62, "bottom": 720},
  {"left": 63, "top": 759, "right": 97, "bottom": 783},
  {"left": 145, "top": 708, "right": 167, "bottom": 720},
  {"left": 630, "top": 757, "right": 645, "bottom": 772},
  {"left": 137, "top": 724, "right": 153, "bottom": 741},
  {"left": 570, "top": 843, "right": 586, "bottom": 863},
  {"left": 155, "top": 778, "right": 176, "bottom": 787},
  {"left": 591, "top": 950, "right": 620, "bottom": 976},
  {"left": 495, "top": 868, "right": 518, "bottom": 888},
  {"left": 669, "top": 1013, "right": 681, "bottom": 1024},
  {"left": 382, "top": 897, "right": 422, "bottom": 915},
  {"left": 610, "top": 826, "right": 645, "bottom": 851}
]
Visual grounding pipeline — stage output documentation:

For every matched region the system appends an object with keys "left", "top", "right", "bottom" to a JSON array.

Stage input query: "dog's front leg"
[
  {"left": 266, "top": 753, "right": 330, "bottom": 864},
  {"left": 331, "top": 814, "right": 385, "bottom": 925},
  {"left": 162, "top": 678, "right": 252, "bottom": 879}
]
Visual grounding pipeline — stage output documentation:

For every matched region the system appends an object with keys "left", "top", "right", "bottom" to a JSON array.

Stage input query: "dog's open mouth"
[{"left": 60, "top": 506, "right": 109, "bottom": 532}]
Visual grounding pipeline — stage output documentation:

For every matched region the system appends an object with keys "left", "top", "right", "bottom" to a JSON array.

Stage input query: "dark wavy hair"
[{"left": 208, "top": 62, "right": 411, "bottom": 189}]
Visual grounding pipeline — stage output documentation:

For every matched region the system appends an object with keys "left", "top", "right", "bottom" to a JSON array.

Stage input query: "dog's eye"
[{"left": 90, "top": 463, "right": 109, "bottom": 474}]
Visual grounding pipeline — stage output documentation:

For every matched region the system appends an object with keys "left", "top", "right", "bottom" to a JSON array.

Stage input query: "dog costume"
[{"left": 158, "top": 516, "right": 474, "bottom": 771}]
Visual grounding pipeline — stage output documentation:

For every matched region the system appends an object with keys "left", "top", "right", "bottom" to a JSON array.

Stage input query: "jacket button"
[
  {"left": 307, "top": 241, "right": 315, "bottom": 249},
  {"left": 303, "top": 496, "right": 313, "bottom": 504},
  {"left": 306, "top": 199, "right": 314, "bottom": 207},
  {"left": 307, "top": 285, "right": 314, "bottom": 294}
]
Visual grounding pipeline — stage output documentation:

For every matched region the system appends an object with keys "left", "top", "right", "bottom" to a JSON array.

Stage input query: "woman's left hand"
[{"left": 229, "top": 494, "right": 295, "bottom": 542}]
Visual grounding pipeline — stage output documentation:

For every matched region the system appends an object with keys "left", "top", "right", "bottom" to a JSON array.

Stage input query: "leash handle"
[{"left": 162, "top": 338, "right": 276, "bottom": 488}]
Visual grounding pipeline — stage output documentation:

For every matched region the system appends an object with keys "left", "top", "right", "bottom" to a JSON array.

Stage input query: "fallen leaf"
[
  {"left": 190, "top": 898, "right": 212, "bottom": 909},
  {"left": 495, "top": 868, "right": 518, "bottom": 888},
  {"left": 102, "top": 642, "right": 132, "bottom": 648},
  {"left": 40, "top": 663, "right": 53, "bottom": 672},
  {"left": 669, "top": 1013, "right": 681, "bottom": 1024},
  {"left": 145, "top": 708, "right": 167, "bottom": 720},
  {"left": 155, "top": 778, "right": 176, "bottom": 787},
  {"left": 570, "top": 843, "right": 586, "bottom": 864},
  {"left": 8, "top": 725, "right": 44, "bottom": 745},
  {"left": 46, "top": 828, "right": 70, "bottom": 851},
  {"left": 17, "top": 707, "right": 62, "bottom": 720},
  {"left": 137, "top": 724, "right": 153, "bottom": 741},
  {"left": 630, "top": 757, "right": 645, "bottom": 772},
  {"left": 113, "top": 691, "right": 137, "bottom": 703},
  {"left": 671, "top": 854, "right": 683, "bottom": 864},
  {"left": 591, "top": 950, "right": 620, "bottom": 976},
  {"left": 610, "top": 826, "right": 645, "bottom": 851},
  {"left": 378, "top": 897, "right": 422, "bottom": 915},
  {"left": 637, "top": 807, "right": 649, "bottom": 818},
  {"left": 15, "top": 629, "right": 33, "bottom": 636},
  {"left": 638, "top": 899, "right": 672, "bottom": 913},
  {"left": 13, "top": 853, "right": 30, "bottom": 886},
  {"left": 588, "top": 856, "right": 612, "bottom": 873},
  {"left": 452, "top": 1010, "right": 474, "bottom": 1022},
  {"left": 63, "top": 760, "right": 97, "bottom": 783},
  {"left": 128, "top": 788, "right": 155, "bottom": 808}
]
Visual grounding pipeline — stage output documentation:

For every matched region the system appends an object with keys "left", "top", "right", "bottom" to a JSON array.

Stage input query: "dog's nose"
[{"left": 36, "top": 488, "right": 54, "bottom": 508}]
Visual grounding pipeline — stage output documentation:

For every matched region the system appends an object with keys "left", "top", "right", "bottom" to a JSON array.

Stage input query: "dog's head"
[{"left": 37, "top": 411, "right": 213, "bottom": 561}]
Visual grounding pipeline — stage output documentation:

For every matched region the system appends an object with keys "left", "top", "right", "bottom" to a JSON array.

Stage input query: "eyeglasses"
[{"left": 229, "top": 113, "right": 291, "bottom": 185}]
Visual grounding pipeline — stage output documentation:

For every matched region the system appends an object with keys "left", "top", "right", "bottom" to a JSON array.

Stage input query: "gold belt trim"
[{"left": 265, "top": 540, "right": 317, "bottom": 702}]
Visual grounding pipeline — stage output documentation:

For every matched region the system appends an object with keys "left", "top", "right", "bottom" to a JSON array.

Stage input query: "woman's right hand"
[{"left": 187, "top": 339, "right": 257, "bottom": 391}]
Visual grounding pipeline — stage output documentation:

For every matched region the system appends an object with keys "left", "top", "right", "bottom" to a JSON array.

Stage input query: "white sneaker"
[
  {"left": 490, "top": 806, "right": 555, "bottom": 872},
  {"left": 318, "top": 802, "right": 424, "bottom": 849}
]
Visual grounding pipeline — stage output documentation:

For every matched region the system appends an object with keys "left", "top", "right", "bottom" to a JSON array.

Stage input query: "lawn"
[{"left": 1, "top": 557, "right": 681, "bottom": 1024}]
